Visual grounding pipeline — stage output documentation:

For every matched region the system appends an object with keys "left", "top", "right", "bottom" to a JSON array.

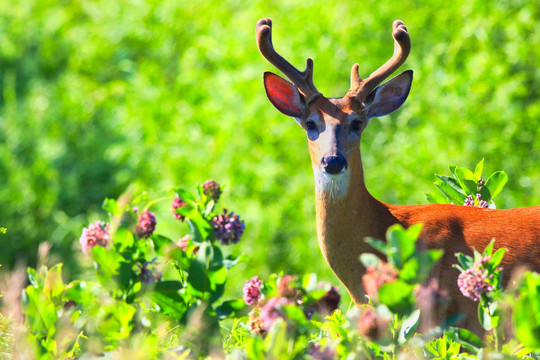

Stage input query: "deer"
[{"left": 255, "top": 17, "right": 540, "bottom": 335}]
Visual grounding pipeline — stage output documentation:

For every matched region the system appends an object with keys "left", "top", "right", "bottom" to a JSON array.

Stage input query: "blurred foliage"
[{"left": 0, "top": 0, "right": 538, "bottom": 292}]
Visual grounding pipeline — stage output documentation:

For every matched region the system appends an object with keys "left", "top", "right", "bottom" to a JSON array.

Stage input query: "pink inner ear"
[{"left": 264, "top": 72, "right": 303, "bottom": 117}]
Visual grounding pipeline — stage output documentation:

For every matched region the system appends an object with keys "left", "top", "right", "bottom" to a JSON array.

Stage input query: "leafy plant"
[{"left": 426, "top": 159, "right": 508, "bottom": 208}]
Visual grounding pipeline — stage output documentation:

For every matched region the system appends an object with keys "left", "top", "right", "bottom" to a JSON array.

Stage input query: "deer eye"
[
  {"left": 305, "top": 120, "right": 317, "bottom": 131},
  {"left": 350, "top": 120, "right": 362, "bottom": 131}
]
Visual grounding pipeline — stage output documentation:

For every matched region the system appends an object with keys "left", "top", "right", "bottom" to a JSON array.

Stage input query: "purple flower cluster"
[
  {"left": 210, "top": 209, "right": 245, "bottom": 245},
  {"left": 311, "top": 285, "right": 341, "bottom": 316},
  {"left": 202, "top": 180, "right": 222, "bottom": 202},
  {"left": 138, "top": 260, "right": 162, "bottom": 284},
  {"left": 464, "top": 193, "right": 489, "bottom": 208},
  {"left": 136, "top": 209, "right": 157, "bottom": 239},
  {"left": 80, "top": 221, "right": 111, "bottom": 254},
  {"left": 457, "top": 256, "right": 495, "bottom": 301},
  {"left": 243, "top": 276, "right": 262, "bottom": 305},
  {"left": 171, "top": 196, "right": 188, "bottom": 221}
]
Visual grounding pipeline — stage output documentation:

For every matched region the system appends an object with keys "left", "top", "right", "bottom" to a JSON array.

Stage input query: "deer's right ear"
[{"left": 264, "top": 72, "right": 305, "bottom": 118}]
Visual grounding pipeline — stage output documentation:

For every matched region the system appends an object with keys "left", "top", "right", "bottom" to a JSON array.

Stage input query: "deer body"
[{"left": 256, "top": 17, "right": 540, "bottom": 334}]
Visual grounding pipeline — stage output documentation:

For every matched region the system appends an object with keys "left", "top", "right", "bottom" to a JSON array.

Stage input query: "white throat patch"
[{"left": 313, "top": 166, "right": 350, "bottom": 200}]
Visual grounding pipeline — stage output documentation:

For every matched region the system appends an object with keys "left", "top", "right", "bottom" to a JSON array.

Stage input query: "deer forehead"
[{"left": 306, "top": 97, "right": 366, "bottom": 122}]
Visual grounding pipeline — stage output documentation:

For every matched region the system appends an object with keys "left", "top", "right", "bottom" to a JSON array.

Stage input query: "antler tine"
[
  {"left": 347, "top": 20, "right": 411, "bottom": 101},
  {"left": 256, "top": 18, "right": 322, "bottom": 104}
]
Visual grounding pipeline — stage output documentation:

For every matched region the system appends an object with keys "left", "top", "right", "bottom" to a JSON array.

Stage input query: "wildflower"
[
  {"left": 210, "top": 209, "right": 245, "bottom": 245},
  {"left": 277, "top": 275, "right": 299, "bottom": 299},
  {"left": 138, "top": 260, "right": 162, "bottom": 284},
  {"left": 312, "top": 286, "right": 341, "bottom": 316},
  {"left": 79, "top": 221, "right": 111, "bottom": 254},
  {"left": 202, "top": 180, "right": 222, "bottom": 202},
  {"left": 247, "top": 311, "right": 266, "bottom": 336},
  {"left": 307, "top": 343, "right": 336, "bottom": 360},
  {"left": 357, "top": 306, "right": 391, "bottom": 341},
  {"left": 464, "top": 195, "right": 475, "bottom": 207},
  {"left": 136, "top": 209, "right": 157, "bottom": 239},
  {"left": 259, "top": 297, "right": 293, "bottom": 331},
  {"left": 362, "top": 262, "right": 398, "bottom": 301},
  {"left": 464, "top": 193, "right": 489, "bottom": 208},
  {"left": 177, "top": 234, "right": 191, "bottom": 251},
  {"left": 243, "top": 276, "right": 262, "bottom": 306},
  {"left": 457, "top": 256, "right": 496, "bottom": 301},
  {"left": 172, "top": 196, "right": 188, "bottom": 221}
]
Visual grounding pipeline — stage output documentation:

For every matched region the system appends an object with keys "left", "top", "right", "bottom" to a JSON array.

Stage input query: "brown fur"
[{"left": 315, "top": 148, "right": 540, "bottom": 335}]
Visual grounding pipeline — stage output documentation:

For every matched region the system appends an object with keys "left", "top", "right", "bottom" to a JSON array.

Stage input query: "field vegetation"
[{"left": 0, "top": 0, "right": 538, "bottom": 358}]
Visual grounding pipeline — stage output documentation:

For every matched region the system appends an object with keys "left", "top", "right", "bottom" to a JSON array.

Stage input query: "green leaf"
[
  {"left": 27, "top": 267, "right": 42, "bottom": 288},
  {"left": 215, "top": 299, "right": 246, "bottom": 320},
  {"left": 490, "top": 247, "right": 507, "bottom": 269},
  {"left": 400, "top": 249, "right": 443, "bottom": 284},
  {"left": 360, "top": 253, "right": 382, "bottom": 268},
  {"left": 474, "top": 159, "right": 484, "bottom": 180},
  {"left": 378, "top": 280, "right": 415, "bottom": 316},
  {"left": 64, "top": 281, "right": 94, "bottom": 308},
  {"left": 113, "top": 227, "right": 135, "bottom": 251},
  {"left": 152, "top": 281, "right": 187, "bottom": 320},
  {"left": 455, "top": 253, "right": 474, "bottom": 270},
  {"left": 482, "top": 239, "right": 495, "bottom": 257},
  {"left": 99, "top": 301, "right": 136, "bottom": 341},
  {"left": 454, "top": 167, "right": 477, "bottom": 194},
  {"left": 187, "top": 213, "right": 213, "bottom": 243},
  {"left": 223, "top": 253, "right": 249, "bottom": 269},
  {"left": 281, "top": 304, "right": 309, "bottom": 329},
  {"left": 186, "top": 242, "right": 227, "bottom": 303},
  {"left": 173, "top": 187, "right": 197, "bottom": 203},
  {"left": 91, "top": 246, "right": 125, "bottom": 278},
  {"left": 514, "top": 272, "right": 540, "bottom": 350},
  {"left": 102, "top": 197, "right": 120, "bottom": 215},
  {"left": 151, "top": 234, "right": 174, "bottom": 255},
  {"left": 399, "top": 309, "right": 420, "bottom": 344},
  {"left": 434, "top": 176, "right": 467, "bottom": 204},
  {"left": 23, "top": 285, "right": 58, "bottom": 337},
  {"left": 484, "top": 171, "right": 508, "bottom": 200},
  {"left": 425, "top": 191, "right": 451, "bottom": 204},
  {"left": 365, "top": 237, "right": 389, "bottom": 257},
  {"left": 387, "top": 223, "right": 420, "bottom": 268},
  {"left": 418, "top": 250, "right": 444, "bottom": 281},
  {"left": 43, "top": 264, "right": 64, "bottom": 304},
  {"left": 246, "top": 337, "right": 265, "bottom": 359},
  {"left": 478, "top": 186, "right": 492, "bottom": 204},
  {"left": 445, "top": 327, "right": 485, "bottom": 353},
  {"left": 478, "top": 301, "right": 497, "bottom": 331}
]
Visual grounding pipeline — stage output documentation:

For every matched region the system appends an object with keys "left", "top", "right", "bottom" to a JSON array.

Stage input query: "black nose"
[{"left": 321, "top": 155, "right": 347, "bottom": 175}]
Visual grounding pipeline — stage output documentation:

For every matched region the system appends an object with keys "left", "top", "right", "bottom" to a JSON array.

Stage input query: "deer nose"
[{"left": 321, "top": 155, "right": 347, "bottom": 175}]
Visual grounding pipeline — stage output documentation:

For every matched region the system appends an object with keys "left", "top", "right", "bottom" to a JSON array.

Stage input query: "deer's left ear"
[{"left": 364, "top": 70, "right": 413, "bottom": 119}]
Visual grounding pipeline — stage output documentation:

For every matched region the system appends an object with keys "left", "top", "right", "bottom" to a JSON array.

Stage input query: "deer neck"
[{"left": 313, "top": 149, "right": 396, "bottom": 303}]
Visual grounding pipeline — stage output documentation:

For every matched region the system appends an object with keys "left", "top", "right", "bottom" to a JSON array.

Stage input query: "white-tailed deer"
[{"left": 256, "top": 17, "right": 540, "bottom": 335}]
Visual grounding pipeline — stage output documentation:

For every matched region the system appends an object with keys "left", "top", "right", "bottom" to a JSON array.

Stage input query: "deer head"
[{"left": 256, "top": 18, "right": 413, "bottom": 198}]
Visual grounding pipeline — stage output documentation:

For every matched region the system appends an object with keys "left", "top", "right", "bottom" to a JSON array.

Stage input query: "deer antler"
[
  {"left": 256, "top": 18, "right": 322, "bottom": 105},
  {"left": 346, "top": 20, "right": 411, "bottom": 102}
]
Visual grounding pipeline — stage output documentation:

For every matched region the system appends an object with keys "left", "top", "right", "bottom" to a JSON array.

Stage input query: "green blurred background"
[{"left": 0, "top": 0, "right": 538, "bottom": 297}]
